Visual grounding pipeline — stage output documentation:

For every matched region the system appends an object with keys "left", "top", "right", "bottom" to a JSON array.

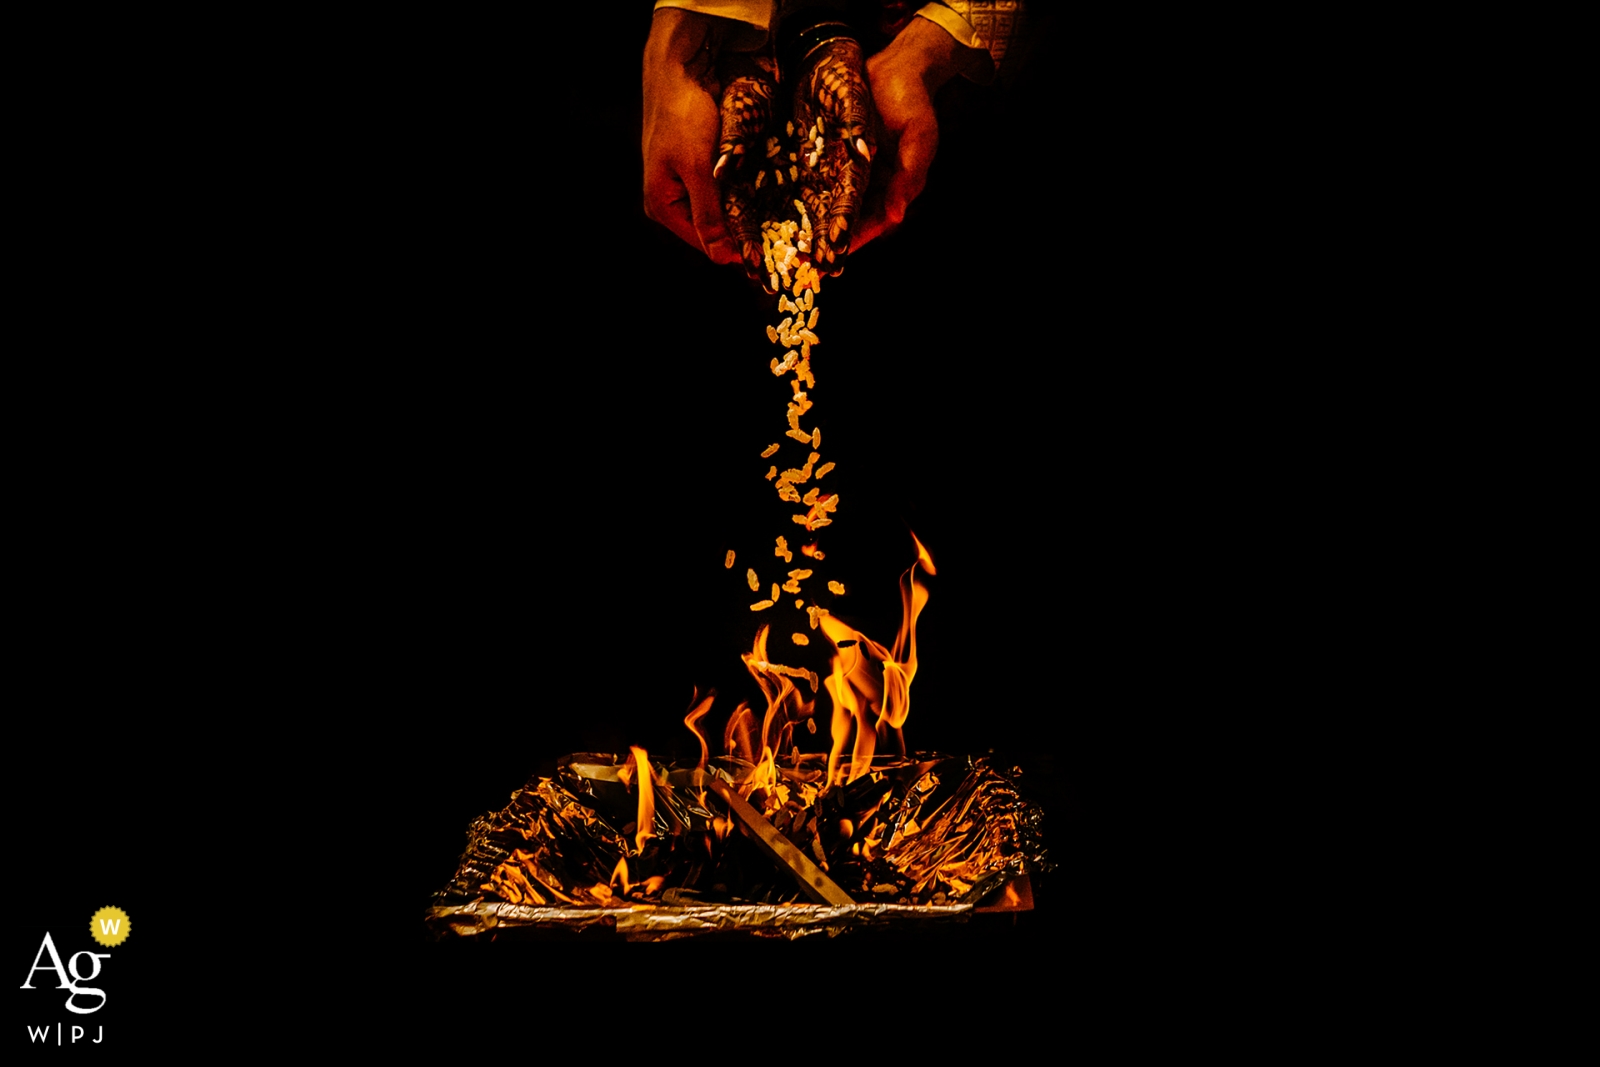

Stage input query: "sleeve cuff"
[
  {"left": 654, "top": 0, "right": 775, "bottom": 51},
  {"left": 914, "top": 3, "right": 998, "bottom": 83},
  {"left": 915, "top": 3, "right": 981, "bottom": 49}
]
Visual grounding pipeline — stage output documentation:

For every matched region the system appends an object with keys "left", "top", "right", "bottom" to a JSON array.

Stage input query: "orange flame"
[
  {"left": 911, "top": 531, "right": 936, "bottom": 575},
  {"left": 820, "top": 534, "right": 935, "bottom": 786},
  {"left": 610, "top": 855, "right": 631, "bottom": 895},
  {"left": 723, "top": 701, "right": 755, "bottom": 765},
  {"left": 740, "top": 624, "right": 821, "bottom": 695},
  {"left": 683, "top": 689, "right": 715, "bottom": 772},
  {"left": 627, "top": 745, "right": 656, "bottom": 855}
]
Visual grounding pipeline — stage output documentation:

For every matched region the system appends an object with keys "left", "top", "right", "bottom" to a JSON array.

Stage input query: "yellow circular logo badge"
[{"left": 90, "top": 906, "right": 130, "bottom": 947}]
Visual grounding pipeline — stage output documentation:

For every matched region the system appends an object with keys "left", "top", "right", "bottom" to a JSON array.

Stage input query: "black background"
[
  {"left": 7, "top": 3, "right": 1416, "bottom": 1036},
  {"left": 7, "top": 5, "right": 1223, "bottom": 1017}
]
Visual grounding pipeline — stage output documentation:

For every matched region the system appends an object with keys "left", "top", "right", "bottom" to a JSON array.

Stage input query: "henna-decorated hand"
[
  {"left": 792, "top": 38, "right": 875, "bottom": 271},
  {"left": 714, "top": 68, "right": 779, "bottom": 283}
]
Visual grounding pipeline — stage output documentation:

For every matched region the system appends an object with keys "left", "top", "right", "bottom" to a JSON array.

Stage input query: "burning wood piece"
[{"left": 700, "top": 770, "right": 855, "bottom": 906}]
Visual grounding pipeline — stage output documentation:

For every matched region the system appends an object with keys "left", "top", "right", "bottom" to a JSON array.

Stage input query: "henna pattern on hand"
[
  {"left": 718, "top": 74, "right": 779, "bottom": 283},
  {"left": 793, "top": 40, "right": 874, "bottom": 270},
  {"left": 714, "top": 40, "right": 876, "bottom": 284}
]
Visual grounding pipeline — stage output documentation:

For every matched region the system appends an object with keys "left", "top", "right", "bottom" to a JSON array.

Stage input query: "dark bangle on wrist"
[{"left": 779, "top": 18, "right": 858, "bottom": 82}]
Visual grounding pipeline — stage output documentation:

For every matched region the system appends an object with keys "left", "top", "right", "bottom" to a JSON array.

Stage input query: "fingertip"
[{"left": 705, "top": 237, "right": 741, "bottom": 266}]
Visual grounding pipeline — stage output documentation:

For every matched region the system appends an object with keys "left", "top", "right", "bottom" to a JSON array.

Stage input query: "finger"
[
  {"left": 718, "top": 76, "right": 773, "bottom": 173},
  {"left": 644, "top": 159, "right": 739, "bottom": 266},
  {"left": 881, "top": 111, "right": 937, "bottom": 232},
  {"left": 644, "top": 168, "right": 709, "bottom": 255},
  {"left": 801, "top": 41, "right": 875, "bottom": 270},
  {"left": 810, "top": 41, "right": 873, "bottom": 145},
  {"left": 852, "top": 202, "right": 891, "bottom": 252},
  {"left": 846, "top": 129, "right": 893, "bottom": 252},
  {"left": 687, "top": 165, "right": 739, "bottom": 266},
  {"left": 721, "top": 183, "right": 767, "bottom": 281}
]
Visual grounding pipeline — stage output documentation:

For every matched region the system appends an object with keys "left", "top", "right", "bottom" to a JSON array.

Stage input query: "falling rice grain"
[
  {"left": 761, "top": 443, "right": 780, "bottom": 458},
  {"left": 791, "top": 633, "right": 810, "bottom": 646},
  {"left": 725, "top": 550, "right": 735, "bottom": 569},
  {"left": 815, "top": 461, "right": 834, "bottom": 478},
  {"left": 746, "top": 568, "right": 760, "bottom": 592},
  {"left": 749, "top": 600, "right": 774, "bottom": 611},
  {"left": 828, "top": 580, "right": 846, "bottom": 595}
]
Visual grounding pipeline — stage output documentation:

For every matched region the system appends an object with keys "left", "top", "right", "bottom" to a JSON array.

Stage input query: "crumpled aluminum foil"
[
  {"left": 428, "top": 751, "right": 1049, "bottom": 941},
  {"left": 423, "top": 900, "right": 973, "bottom": 942}
]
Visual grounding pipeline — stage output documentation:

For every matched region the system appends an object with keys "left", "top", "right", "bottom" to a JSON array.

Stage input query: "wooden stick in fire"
[{"left": 698, "top": 770, "right": 855, "bottom": 907}]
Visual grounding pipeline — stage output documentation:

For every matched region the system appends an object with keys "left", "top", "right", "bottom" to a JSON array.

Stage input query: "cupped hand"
[
  {"left": 715, "top": 71, "right": 779, "bottom": 283},
  {"left": 641, "top": 10, "right": 739, "bottom": 265},
  {"left": 792, "top": 38, "right": 875, "bottom": 271},
  {"left": 854, "top": 18, "right": 977, "bottom": 253}
]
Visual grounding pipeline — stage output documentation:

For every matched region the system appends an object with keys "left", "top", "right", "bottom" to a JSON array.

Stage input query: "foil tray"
[
  {"left": 425, "top": 900, "right": 974, "bottom": 942},
  {"left": 428, "top": 751, "right": 1049, "bottom": 941}
]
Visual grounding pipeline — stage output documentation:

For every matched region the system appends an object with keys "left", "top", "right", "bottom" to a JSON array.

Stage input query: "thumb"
[
  {"left": 686, "top": 163, "right": 739, "bottom": 266},
  {"left": 882, "top": 111, "right": 938, "bottom": 231}
]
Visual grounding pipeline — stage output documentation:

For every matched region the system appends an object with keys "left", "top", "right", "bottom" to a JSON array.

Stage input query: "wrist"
[
  {"left": 645, "top": 8, "right": 721, "bottom": 72},
  {"left": 901, "top": 12, "right": 985, "bottom": 88}
]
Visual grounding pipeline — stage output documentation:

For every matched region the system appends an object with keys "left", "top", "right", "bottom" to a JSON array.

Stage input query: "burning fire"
[
  {"left": 624, "top": 745, "right": 656, "bottom": 855},
  {"left": 453, "top": 203, "right": 1043, "bottom": 920},
  {"left": 821, "top": 537, "right": 934, "bottom": 785}
]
